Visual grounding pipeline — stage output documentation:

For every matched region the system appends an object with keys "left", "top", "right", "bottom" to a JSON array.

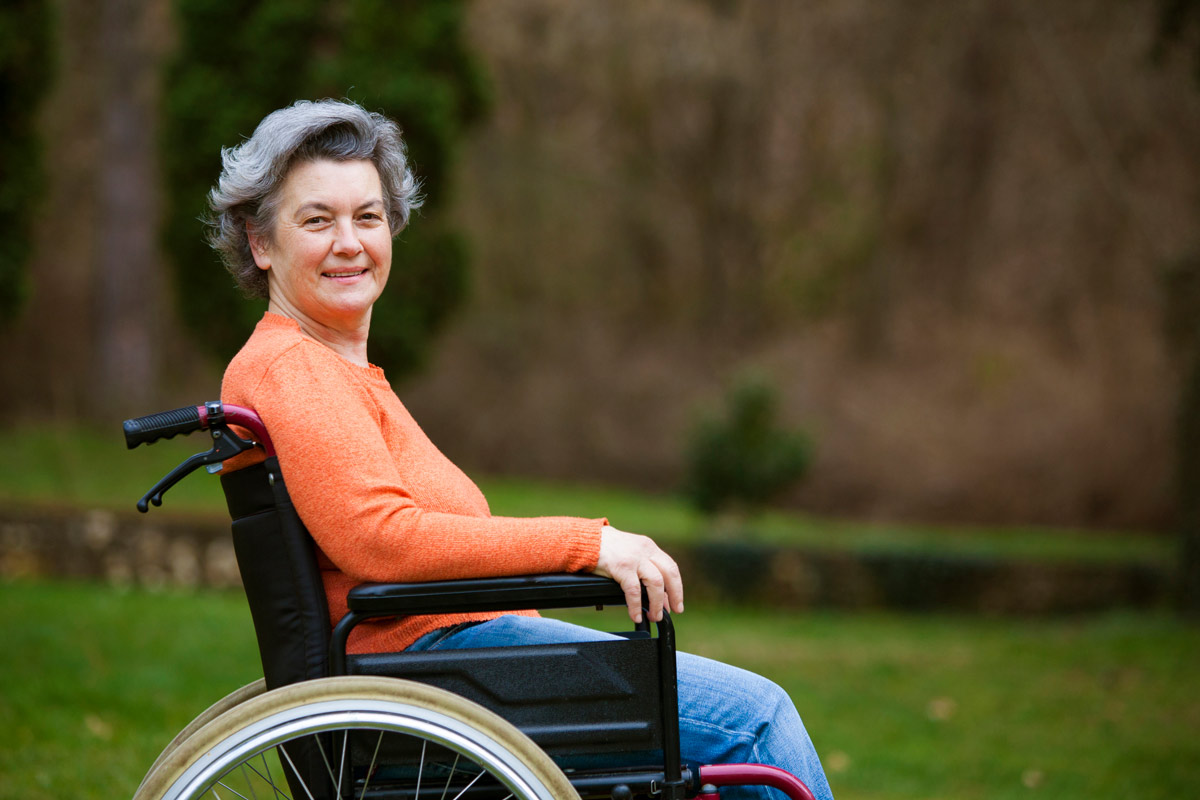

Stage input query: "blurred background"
[
  {"left": 4, "top": 0, "right": 1200, "bottom": 530},
  {"left": 1, "top": 1, "right": 1199, "bottom": 797}
]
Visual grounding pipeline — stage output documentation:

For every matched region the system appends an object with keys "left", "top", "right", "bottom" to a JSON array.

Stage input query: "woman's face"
[{"left": 250, "top": 158, "right": 392, "bottom": 332}]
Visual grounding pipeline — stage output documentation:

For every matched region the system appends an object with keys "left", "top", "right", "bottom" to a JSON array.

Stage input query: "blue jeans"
[{"left": 409, "top": 615, "right": 834, "bottom": 800}]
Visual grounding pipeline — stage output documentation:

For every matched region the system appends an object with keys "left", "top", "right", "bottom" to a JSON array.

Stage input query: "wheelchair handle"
[
  {"left": 123, "top": 405, "right": 204, "bottom": 449},
  {"left": 124, "top": 403, "right": 277, "bottom": 512},
  {"left": 123, "top": 403, "right": 275, "bottom": 455}
]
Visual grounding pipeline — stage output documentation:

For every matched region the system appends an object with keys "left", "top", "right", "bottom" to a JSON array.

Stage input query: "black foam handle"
[{"left": 123, "top": 405, "right": 203, "bottom": 449}]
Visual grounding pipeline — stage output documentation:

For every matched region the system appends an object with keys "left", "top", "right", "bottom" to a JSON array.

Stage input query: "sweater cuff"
[{"left": 565, "top": 517, "right": 606, "bottom": 572}]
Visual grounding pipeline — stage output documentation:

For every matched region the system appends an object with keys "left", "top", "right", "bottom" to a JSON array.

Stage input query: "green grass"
[
  {"left": 0, "top": 580, "right": 261, "bottom": 799},
  {"left": 0, "top": 423, "right": 233, "bottom": 515},
  {"left": 2, "top": 422, "right": 1164, "bottom": 565},
  {"left": 1, "top": 579, "right": 1196, "bottom": 799},
  {"left": 645, "top": 609, "right": 1200, "bottom": 799}
]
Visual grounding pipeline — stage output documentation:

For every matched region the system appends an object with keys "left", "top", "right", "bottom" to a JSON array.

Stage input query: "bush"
[{"left": 683, "top": 376, "right": 813, "bottom": 517}]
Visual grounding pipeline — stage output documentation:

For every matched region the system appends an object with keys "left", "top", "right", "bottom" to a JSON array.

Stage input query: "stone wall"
[
  {"left": 681, "top": 542, "right": 1168, "bottom": 615},
  {"left": 0, "top": 509, "right": 1169, "bottom": 614},
  {"left": 0, "top": 508, "right": 239, "bottom": 589}
]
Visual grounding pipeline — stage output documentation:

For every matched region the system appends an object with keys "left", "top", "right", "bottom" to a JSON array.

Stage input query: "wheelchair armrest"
[
  {"left": 333, "top": 573, "right": 655, "bottom": 676},
  {"left": 346, "top": 573, "right": 627, "bottom": 615}
]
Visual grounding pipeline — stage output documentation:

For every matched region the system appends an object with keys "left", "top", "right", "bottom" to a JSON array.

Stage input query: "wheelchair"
[{"left": 123, "top": 402, "right": 817, "bottom": 800}]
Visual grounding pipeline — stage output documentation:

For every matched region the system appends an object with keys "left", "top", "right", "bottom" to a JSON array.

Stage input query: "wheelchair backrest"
[{"left": 221, "top": 458, "right": 333, "bottom": 689}]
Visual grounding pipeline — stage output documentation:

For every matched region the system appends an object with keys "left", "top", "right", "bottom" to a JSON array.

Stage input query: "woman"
[{"left": 211, "top": 99, "right": 833, "bottom": 800}]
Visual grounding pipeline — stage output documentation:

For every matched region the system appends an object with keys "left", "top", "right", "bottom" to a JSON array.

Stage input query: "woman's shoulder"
[{"left": 224, "top": 314, "right": 356, "bottom": 397}]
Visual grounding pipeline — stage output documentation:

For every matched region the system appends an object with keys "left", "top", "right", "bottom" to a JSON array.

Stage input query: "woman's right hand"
[{"left": 593, "top": 525, "right": 685, "bottom": 625}]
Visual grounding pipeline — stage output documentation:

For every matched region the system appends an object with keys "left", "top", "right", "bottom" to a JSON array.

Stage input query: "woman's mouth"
[{"left": 322, "top": 269, "right": 367, "bottom": 279}]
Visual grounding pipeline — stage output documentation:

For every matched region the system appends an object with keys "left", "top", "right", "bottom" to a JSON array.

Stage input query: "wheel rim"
[{"left": 157, "top": 695, "right": 570, "bottom": 800}]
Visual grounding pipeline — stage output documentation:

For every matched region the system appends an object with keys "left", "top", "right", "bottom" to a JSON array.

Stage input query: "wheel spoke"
[
  {"left": 250, "top": 754, "right": 288, "bottom": 800},
  {"left": 314, "top": 733, "right": 338, "bottom": 790},
  {"left": 440, "top": 753, "right": 461, "bottom": 800},
  {"left": 356, "top": 727, "right": 386, "bottom": 800},
  {"left": 335, "top": 730, "right": 348, "bottom": 797},
  {"left": 236, "top": 765, "right": 258, "bottom": 800},
  {"left": 278, "top": 744, "right": 317, "bottom": 800},
  {"left": 214, "top": 779, "right": 254, "bottom": 800},
  {"left": 449, "top": 768, "right": 487, "bottom": 800},
  {"left": 414, "top": 739, "right": 427, "bottom": 799}
]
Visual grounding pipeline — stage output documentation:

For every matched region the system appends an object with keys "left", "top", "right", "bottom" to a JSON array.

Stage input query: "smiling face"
[{"left": 249, "top": 158, "right": 392, "bottom": 336}]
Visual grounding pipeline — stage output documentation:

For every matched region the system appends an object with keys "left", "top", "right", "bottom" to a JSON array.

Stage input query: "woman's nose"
[{"left": 331, "top": 219, "right": 364, "bottom": 256}]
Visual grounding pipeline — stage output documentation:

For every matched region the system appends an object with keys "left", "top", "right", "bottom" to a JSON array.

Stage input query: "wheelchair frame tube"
[
  {"left": 204, "top": 403, "right": 276, "bottom": 456},
  {"left": 655, "top": 609, "right": 685, "bottom": 800},
  {"left": 697, "top": 764, "right": 817, "bottom": 800}
]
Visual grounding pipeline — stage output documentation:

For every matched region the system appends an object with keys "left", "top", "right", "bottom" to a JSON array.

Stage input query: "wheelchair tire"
[
  {"left": 136, "top": 679, "right": 268, "bottom": 795},
  {"left": 133, "top": 675, "right": 578, "bottom": 800}
]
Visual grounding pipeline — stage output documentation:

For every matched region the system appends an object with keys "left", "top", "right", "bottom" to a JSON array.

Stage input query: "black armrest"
[{"left": 346, "top": 573, "right": 627, "bottom": 616}]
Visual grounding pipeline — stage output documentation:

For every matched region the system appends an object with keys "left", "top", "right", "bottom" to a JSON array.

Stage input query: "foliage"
[
  {"left": 161, "top": 0, "right": 487, "bottom": 375},
  {"left": 0, "top": 0, "right": 54, "bottom": 326},
  {"left": 683, "top": 376, "right": 813, "bottom": 517}
]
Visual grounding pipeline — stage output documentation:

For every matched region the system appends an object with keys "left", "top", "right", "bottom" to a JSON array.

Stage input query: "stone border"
[
  {"left": 0, "top": 509, "right": 1171, "bottom": 613},
  {"left": 679, "top": 541, "right": 1170, "bottom": 614},
  {"left": 0, "top": 508, "right": 240, "bottom": 589}
]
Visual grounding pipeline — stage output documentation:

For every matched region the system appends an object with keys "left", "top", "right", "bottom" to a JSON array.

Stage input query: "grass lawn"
[
  {"left": 1, "top": 579, "right": 1196, "bottom": 799},
  {"left": 0, "top": 423, "right": 1174, "bottom": 565}
]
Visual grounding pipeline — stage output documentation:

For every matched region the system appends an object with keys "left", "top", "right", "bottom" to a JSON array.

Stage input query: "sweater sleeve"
[{"left": 239, "top": 342, "right": 603, "bottom": 584}]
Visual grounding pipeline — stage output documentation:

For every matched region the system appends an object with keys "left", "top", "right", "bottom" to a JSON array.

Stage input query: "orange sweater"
[{"left": 222, "top": 313, "right": 604, "bottom": 653}]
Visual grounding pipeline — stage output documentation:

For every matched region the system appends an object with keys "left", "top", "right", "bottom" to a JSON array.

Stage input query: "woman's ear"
[{"left": 247, "top": 224, "right": 271, "bottom": 270}]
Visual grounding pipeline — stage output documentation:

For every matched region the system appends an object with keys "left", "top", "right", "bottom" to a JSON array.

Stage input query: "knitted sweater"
[{"left": 222, "top": 312, "right": 604, "bottom": 653}]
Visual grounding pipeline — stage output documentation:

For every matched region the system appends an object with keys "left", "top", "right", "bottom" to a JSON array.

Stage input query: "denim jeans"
[{"left": 409, "top": 615, "right": 834, "bottom": 800}]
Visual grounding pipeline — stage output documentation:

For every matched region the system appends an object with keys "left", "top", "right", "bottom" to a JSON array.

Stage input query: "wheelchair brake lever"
[{"left": 136, "top": 424, "right": 257, "bottom": 513}]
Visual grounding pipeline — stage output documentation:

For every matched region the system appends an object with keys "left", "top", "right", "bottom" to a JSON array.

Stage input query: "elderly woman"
[{"left": 210, "top": 99, "right": 833, "bottom": 800}]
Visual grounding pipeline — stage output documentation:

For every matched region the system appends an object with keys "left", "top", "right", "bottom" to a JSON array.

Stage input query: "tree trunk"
[{"left": 92, "top": 0, "right": 167, "bottom": 418}]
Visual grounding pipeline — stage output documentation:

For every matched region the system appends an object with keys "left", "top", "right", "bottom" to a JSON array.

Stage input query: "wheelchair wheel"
[
  {"left": 133, "top": 675, "right": 578, "bottom": 800},
  {"left": 136, "top": 679, "right": 268, "bottom": 795}
]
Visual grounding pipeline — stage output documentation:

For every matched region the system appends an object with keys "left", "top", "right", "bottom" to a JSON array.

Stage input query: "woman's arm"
[{"left": 231, "top": 342, "right": 602, "bottom": 584}]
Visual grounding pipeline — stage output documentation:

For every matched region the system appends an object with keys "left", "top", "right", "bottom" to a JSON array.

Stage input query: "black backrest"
[{"left": 221, "top": 458, "right": 331, "bottom": 690}]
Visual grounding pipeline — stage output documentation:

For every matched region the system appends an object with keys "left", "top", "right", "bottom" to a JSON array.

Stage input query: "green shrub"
[{"left": 683, "top": 376, "right": 813, "bottom": 517}]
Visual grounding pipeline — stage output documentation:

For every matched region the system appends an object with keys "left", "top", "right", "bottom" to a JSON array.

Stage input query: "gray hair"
[{"left": 207, "top": 99, "right": 422, "bottom": 299}]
